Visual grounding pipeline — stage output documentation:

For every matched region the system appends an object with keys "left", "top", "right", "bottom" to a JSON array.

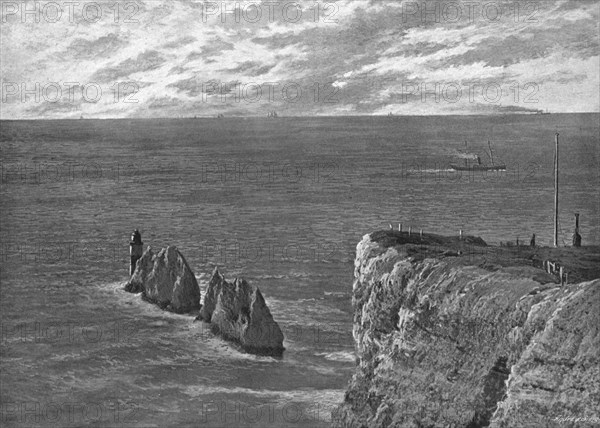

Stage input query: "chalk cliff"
[
  {"left": 197, "top": 268, "right": 285, "bottom": 356},
  {"left": 124, "top": 246, "right": 201, "bottom": 314},
  {"left": 332, "top": 231, "right": 600, "bottom": 427}
]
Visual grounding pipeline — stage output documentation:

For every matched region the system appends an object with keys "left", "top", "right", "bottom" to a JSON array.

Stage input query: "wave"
[
  {"left": 315, "top": 351, "right": 356, "bottom": 362},
  {"left": 406, "top": 168, "right": 454, "bottom": 174}
]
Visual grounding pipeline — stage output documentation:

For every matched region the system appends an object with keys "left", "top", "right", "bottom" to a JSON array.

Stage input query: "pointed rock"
[
  {"left": 125, "top": 246, "right": 200, "bottom": 314},
  {"left": 197, "top": 269, "right": 284, "bottom": 356}
]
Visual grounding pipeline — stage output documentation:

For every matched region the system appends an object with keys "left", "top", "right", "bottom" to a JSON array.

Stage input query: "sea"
[{"left": 0, "top": 114, "right": 598, "bottom": 427}]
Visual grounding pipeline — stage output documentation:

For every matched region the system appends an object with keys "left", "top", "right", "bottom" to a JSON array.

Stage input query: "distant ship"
[
  {"left": 267, "top": 111, "right": 278, "bottom": 118},
  {"left": 536, "top": 109, "right": 551, "bottom": 115},
  {"left": 450, "top": 141, "right": 506, "bottom": 171},
  {"left": 216, "top": 113, "right": 224, "bottom": 119}
]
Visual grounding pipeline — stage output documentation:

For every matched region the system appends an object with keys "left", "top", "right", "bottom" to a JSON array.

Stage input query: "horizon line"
[{"left": 2, "top": 112, "right": 599, "bottom": 121}]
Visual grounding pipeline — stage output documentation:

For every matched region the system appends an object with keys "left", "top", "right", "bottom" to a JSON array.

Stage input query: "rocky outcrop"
[
  {"left": 124, "top": 246, "right": 201, "bottom": 314},
  {"left": 332, "top": 231, "right": 600, "bottom": 428},
  {"left": 196, "top": 268, "right": 285, "bottom": 356}
]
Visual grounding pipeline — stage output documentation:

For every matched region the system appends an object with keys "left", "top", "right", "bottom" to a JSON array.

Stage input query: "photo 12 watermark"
[
  {"left": 196, "top": 1, "right": 341, "bottom": 25},
  {"left": 0, "top": 240, "right": 125, "bottom": 266},
  {"left": 398, "top": 81, "right": 539, "bottom": 105},
  {"left": 400, "top": 1, "right": 539, "bottom": 24},
  {"left": 1, "top": 321, "right": 137, "bottom": 345},
  {"left": 172, "top": 160, "right": 340, "bottom": 185},
  {"left": 195, "top": 321, "right": 353, "bottom": 347},
  {"left": 1, "top": 81, "right": 139, "bottom": 104},
  {"left": 1, "top": 1, "right": 141, "bottom": 24},
  {"left": 196, "top": 400, "right": 337, "bottom": 425},
  {"left": 553, "top": 416, "right": 600, "bottom": 424},
  {"left": 1, "top": 401, "right": 138, "bottom": 424},
  {"left": 397, "top": 161, "right": 541, "bottom": 184},
  {"left": 199, "top": 81, "right": 340, "bottom": 104},
  {"left": 0, "top": 161, "right": 138, "bottom": 185},
  {"left": 197, "top": 239, "right": 342, "bottom": 265}
]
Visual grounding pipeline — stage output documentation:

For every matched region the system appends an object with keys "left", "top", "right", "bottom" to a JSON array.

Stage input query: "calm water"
[{"left": 1, "top": 114, "right": 598, "bottom": 427}]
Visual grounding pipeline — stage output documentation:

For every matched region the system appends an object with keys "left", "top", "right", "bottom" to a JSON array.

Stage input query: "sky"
[{"left": 1, "top": 0, "right": 599, "bottom": 119}]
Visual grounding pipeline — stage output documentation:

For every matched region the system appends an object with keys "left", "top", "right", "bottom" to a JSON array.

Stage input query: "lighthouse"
[{"left": 130, "top": 229, "right": 143, "bottom": 275}]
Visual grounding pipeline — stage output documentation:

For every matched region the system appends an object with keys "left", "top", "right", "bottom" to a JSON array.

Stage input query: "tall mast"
[
  {"left": 554, "top": 133, "right": 559, "bottom": 247},
  {"left": 488, "top": 141, "right": 494, "bottom": 165}
]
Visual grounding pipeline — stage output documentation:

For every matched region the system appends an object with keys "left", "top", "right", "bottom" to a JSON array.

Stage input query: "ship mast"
[
  {"left": 554, "top": 133, "right": 559, "bottom": 247},
  {"left": 488, "top": 141, "right": 494, "bottom": 166}
]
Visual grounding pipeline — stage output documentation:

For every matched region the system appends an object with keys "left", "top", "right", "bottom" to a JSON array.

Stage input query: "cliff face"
[
  {"left": 197, "top": 268, "right": 285, "bottom": 356},
  {"left": 333, "top": 232, "right": 599, "bottom": 428},
  {"left": 125, "top": 246, "right": 201, "bottom": 314}
]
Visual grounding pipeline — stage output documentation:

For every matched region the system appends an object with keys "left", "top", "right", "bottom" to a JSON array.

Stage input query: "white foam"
[{"left": 315, "top": 351, "right": 356, "bottom": 362}]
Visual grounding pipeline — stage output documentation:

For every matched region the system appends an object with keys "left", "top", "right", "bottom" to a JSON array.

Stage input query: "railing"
[
  {"left": 543, "top": 260, "right": 568, "bottom": 285},
  {"left": 389, "top": 223, "right": 570, "bottom": 286}
]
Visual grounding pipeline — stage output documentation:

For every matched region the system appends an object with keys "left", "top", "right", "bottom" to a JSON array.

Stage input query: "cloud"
[
  {"left": 223, "top": 61, "right": 276, "bottom": 76},
  {"left": 1, "top": 0, "right": 598, "bottom": 118},
  {"left": 90, "top": 50, "right": 167, "bottom": 83},
  {"left": 60, "top": 33, "right": 127, "bottom": 60},
  {"left": 161, "top": 36, "right": 197, "bottom": 49},
  {"left": 196, "top": 38, "right": 236, "bottom": 59}
]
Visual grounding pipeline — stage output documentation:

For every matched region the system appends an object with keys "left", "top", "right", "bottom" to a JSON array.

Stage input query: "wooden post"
[
  {"left": 573, "top": 213, "right": 581, "bottom": 247},
  {"left": 399, "top": 223, "right": 403, "bottom": 232},
  {"left": 554, "top": 133, "right": 559, "bottom": 247},
  {"left": 420, "top": 229, "right": 423, "bottom": 240},
  {"left": 559, "top": 266, "right": 564, "bottom": 285},
  {"left": 408, "top": 226, "right": 412, "bottom": 236},
  {"left": 459, "top": 230, "right": 463, "bottom": 240}
]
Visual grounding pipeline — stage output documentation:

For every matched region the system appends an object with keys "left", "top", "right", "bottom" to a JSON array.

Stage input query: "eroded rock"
[
  {"left": 124, "top": 246, "right": 201, "bottom": 314},
  {"left": 197, "top": 268, "right": 285, "bottom": 356}
]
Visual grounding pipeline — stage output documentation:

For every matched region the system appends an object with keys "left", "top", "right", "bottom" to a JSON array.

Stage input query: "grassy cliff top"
[{"left": 370, "top": 230, "right": 600, "bottom": 284}]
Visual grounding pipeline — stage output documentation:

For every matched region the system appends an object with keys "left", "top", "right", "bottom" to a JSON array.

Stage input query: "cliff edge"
[{"left": 332, "top": 231, "right": 599, "bottom": 427}]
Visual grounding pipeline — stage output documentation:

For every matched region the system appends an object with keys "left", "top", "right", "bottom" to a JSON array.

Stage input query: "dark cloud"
[
  {"left": 148, "top": 96, "right": 181, "bottom": 109},
  {"left": 223, "top": 61, "right": 276, "bottom": 76},
  {"left": 25, "top": 100, "right": 82, "bottom": 116},
  {"left": 168, "top": 65, "right": 188, "bottom": 76},
  {"left": 181, "top": 38, "right": 236, "bottom": 66},
  {"left": 90, "top": 50, "right": 166, "bottom": 82},
  {"left": 199, "top": 38, "right": 235, "bottom": 58},
  {"left": 60, "top": 33, "right": 127, "bottom": 60},
  {"left": 162, "top": 36, "right": 197, "bottom": 49}
]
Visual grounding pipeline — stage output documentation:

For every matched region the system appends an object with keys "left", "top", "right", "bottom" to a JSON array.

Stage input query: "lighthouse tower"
[{"left": 130, "top": 229, "right": 143, "bottom": 275}]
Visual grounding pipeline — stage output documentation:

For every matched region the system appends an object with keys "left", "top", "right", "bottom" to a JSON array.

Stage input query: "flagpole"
[{"left": 554, "top": 133, "right": 559, "bottom": 247}]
